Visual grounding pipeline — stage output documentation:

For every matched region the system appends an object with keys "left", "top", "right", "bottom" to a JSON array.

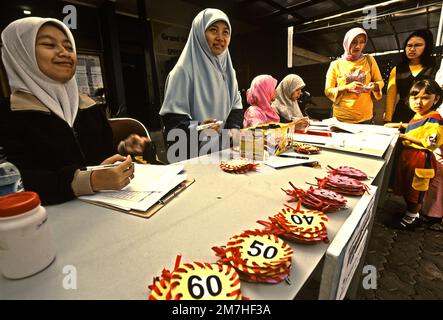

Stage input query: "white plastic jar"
[{"left": 0, "top": 192, "right": 56, "bottom": 279}]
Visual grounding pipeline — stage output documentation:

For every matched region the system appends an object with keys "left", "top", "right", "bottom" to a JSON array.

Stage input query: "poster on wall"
[
  {"left": 151, "top": 20, "right": 189, "bottom": 101},
  {"left": 75, "top": 54, "right": 104, "bottom": 97}
]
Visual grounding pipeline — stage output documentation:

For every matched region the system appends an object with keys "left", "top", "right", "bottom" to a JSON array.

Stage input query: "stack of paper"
[
  {"left": 79, "top": 164, "right": 187, "bottom": 212},
  {"left": 292, "top": 118, "right": 399, "bottom": 158},
  {"left": 310, "top": 118, "right": 399, "bottom": 136}
]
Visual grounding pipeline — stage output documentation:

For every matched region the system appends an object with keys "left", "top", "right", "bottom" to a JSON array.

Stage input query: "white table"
[{"left": 0, "top": 149, "right": 386, "bottom": 300}]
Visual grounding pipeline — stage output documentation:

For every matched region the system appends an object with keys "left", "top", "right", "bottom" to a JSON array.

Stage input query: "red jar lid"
[{"left": 0, "top": 192, "right": 41, "bottom": 218}]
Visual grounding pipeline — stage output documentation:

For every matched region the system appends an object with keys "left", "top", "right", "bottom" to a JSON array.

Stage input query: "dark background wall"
[
  {"left": 0, "top": 0, "right": 414, "bottom": 131},
  {"left": 0, "top": 0, "right": 293, "bottom": 131},
  {"left": 0, "top": 1, "right": 102, "bottom": 50},
  {"left": 0, "top": 0, "right": 159, "bottom": 128},
  {"left": 230, "top": 27, "right": 288, "bottom": 91},
  {"left": 117, "top": 14, "right": 154, "bottom": 129}
]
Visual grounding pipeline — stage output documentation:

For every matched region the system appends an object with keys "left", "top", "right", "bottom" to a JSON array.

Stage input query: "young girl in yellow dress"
[{"left": 385, "top": 79, "right": 443, "bottom": 229}]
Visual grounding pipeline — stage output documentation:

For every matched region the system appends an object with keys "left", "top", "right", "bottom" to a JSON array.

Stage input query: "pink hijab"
[
  {"left": 243, "top": 75, "right": 279, "bottom": 127},
  {"left": 342, "top": 27, "right": 367, "bottom": 61}
]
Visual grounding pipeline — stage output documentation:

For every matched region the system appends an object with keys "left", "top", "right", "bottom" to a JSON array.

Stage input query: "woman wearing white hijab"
[
  {"left": 159, "top": 8, "right": 243, "bottom": 159},
  {"left": 272, "top": 74, "right": 306, "bottom": 122},
  {"left": 0, "top": 17, "right": 147, "bottom": 204}
]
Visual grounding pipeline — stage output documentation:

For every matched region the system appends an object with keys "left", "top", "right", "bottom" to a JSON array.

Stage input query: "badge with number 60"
[{"left": 170, "top": 262, "right": 241, "bottom": 300}]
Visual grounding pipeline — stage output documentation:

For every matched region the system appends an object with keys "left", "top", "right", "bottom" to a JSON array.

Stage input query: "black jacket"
[{"left": 0, "top": 92, "right": 114, "bottom": 204}]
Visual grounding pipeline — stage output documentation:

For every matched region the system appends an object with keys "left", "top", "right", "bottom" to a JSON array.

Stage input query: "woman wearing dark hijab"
[{"left": 384, "top": 29, "right": 439, "bottom": 123}]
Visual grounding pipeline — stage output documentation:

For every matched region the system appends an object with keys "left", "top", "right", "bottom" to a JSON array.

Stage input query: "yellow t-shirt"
[
  {"left": 325, "top": 55, "right": 384, "bottom": 123},
  {"left": 384, "top": 64, "right": 423, "bottom": 122},
  {"left": 403, "top": 111, "right": 443, "bottom": 152}
]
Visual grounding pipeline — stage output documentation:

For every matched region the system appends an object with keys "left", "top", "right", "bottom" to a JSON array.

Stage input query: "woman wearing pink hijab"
[
  {"left": 325, "top": 27, "right": 384, "bottom": 123},
  {"left": 243, "top": 75, "right": 279, "bottom": 128}
]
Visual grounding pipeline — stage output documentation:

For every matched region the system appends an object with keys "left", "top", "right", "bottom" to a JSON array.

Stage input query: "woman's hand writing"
[
  {"left": 201, "top": 118, "right": 222, "bottom": 135},
  {"left": 90, "top": 154, "right": 134, "bottom": 192},
  {"left": 292, "top": 117, "right": 309, "bottom": 131}
]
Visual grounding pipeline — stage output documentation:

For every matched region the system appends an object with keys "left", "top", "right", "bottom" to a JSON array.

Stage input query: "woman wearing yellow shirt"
[
  {"left": 325, "top": 27, "right": 384, "bottom": 124},
  {"left": 384, "top": 29, "right": 438, "bottom": 123}
]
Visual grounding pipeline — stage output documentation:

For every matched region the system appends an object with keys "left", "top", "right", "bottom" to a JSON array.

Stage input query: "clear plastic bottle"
[{"left": 0, "top": 147, "right": 24, "bottom": 196}]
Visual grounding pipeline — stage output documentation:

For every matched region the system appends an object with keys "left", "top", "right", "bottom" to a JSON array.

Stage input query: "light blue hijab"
[{"left": 159, "top": 8, "right": 242, "bottom": 123}]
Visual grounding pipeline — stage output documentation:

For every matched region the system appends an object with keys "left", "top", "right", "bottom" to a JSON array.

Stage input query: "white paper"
[
  {"left": 315, "top": 117, "right": 339, "bottom": 124},
  {"left": 310, "top": 118, "right": 398, "bottom": 136},
  {"left": 332, "top": 132, "right": 395, "bottom": 157},
  {"left": 328, "top": 123, "right": 362, "bottom": 134},
  {"left": 330, "top": 123, "right": 398, "bottom": 136},
  {"left": 292, "top": 131, "right": 395, "bottom": 158},
  {"left": 79, "top": 163, "right": 187, "bottom": 211},
  {"left": 79, "top": 174, "right": 187, "bottom": 212},
  {"left": 292, "top": 133, "right": 330, "bottom": 145},
  {"left": 350, "top": 124, "right": 398, "bottom": 136},
  {"left": 124, "top": 164, "right": 184, "bottom": 192}
]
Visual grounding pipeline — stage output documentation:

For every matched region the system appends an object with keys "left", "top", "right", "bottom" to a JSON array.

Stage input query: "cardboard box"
[{"left": 240, "top": 122, "right": 296, "bottom": 160}]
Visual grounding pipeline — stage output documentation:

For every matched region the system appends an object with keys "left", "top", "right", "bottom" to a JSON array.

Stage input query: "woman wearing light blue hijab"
[{"left": 159, "top": 8, "right": 243, "bottom": 158}]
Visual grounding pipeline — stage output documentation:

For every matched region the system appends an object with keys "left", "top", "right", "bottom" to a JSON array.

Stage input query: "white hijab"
[
  {"left": 159, "top": 8, "right": 242, "bottom": 122},
  {"left": 1, "top": 17, "right": 79, "bottom": 127},
  {"left": 271, "top": 74, "right": 305, "bottom": 120}
]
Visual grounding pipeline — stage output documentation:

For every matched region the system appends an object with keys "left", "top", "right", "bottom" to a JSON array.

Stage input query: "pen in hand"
[
  {"left": 80, "top": 163, "right": 133, "bottom": 172},
  {"left": 196, "top": 120, "right": 223, "bottom": 131},
  {"left": 278, "top": 154, "right": 310, "bottom": 160},
  {"left": 89, "top": 155, "right": 134, "bottom": 192}
]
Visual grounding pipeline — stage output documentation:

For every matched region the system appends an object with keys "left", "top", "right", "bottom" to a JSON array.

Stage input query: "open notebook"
[{"left": 79, "top": 164, "right": 194, "bottom": 218}]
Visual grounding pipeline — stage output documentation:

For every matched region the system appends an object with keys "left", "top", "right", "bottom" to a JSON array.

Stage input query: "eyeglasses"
[{"left": 406, "top": 43, "right": 424, "bottom": 50}]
